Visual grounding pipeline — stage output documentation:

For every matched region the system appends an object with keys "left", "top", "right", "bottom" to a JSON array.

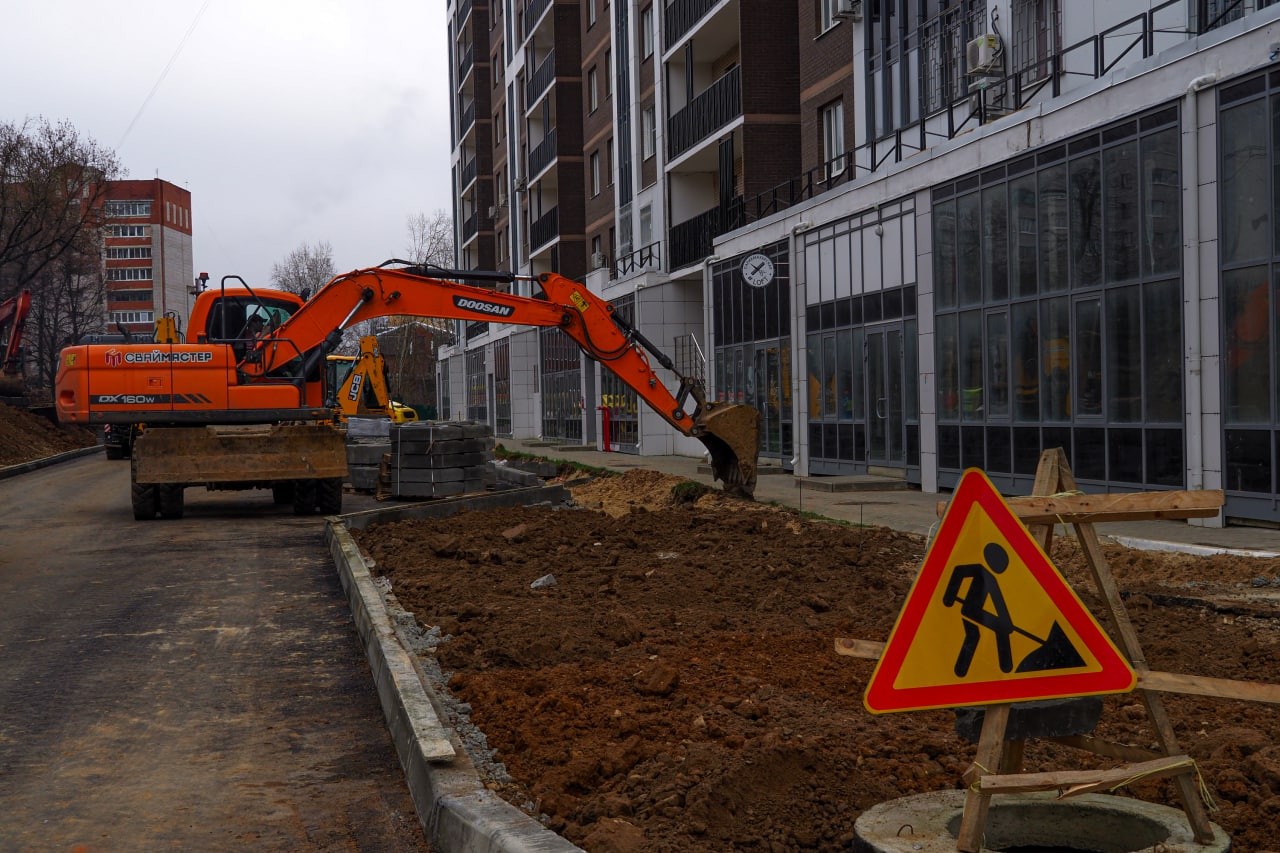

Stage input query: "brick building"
[
  {"left": 103, "top": 178, "right": 194, "bottom": 336},
  {"left": 443, "top": 0, "right": 1280, "bottom": 526}
]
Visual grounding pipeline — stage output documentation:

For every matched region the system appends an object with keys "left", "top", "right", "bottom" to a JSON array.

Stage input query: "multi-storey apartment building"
[
  {"left": 103, "top": 178, "right": 194, "bottom": 335},
  {"left": 444, "top": 0, "right": 1280, "bottom": 525}
]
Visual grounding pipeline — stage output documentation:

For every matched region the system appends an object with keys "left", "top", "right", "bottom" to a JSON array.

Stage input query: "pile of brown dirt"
[
  {"left": 354, "top": 470, "right": 1280, "bottom": 852},
  {"left": 0, "top": 403, "right": 96, "bottom": 467}
]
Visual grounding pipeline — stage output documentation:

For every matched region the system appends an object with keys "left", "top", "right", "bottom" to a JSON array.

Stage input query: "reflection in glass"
[
  {"left": 960, "top": 311, "right": 983, "bottom": 421},
  {"left": 1223, "top": 267, "right": 1271, "bottom": 423},
  {"left": 983, "top": 185, "right": 1009, "bottom": 300},
  {"left": 1041, "top": 297, "right": 1070, "bottom": 420},
  {"left": 1222, "top": 99, "right": 1269, "bottom": 264},
  {"left": 958, "top": 193, "right": 982, "bottom": 305},
  {"left": 1144, "top": 279, "right": 1182, "bottom": 423},
  {"left": 934, "top": 199, "right": 957, "bottom": 308},
  {"left": 1142, "top": 128, "right": 1180, "bottom": 276},
  {"left": 1074, "top": 298, "right": 1102, "bottom": 417},
  {"left": 837, "top": 330, "right": 853, "bottom": 420},
  {"left": 1011, "top": 175, "right": 1038, "bottom": 297},
  {"left": 1013, "top": 302, "right": 1039, "bottom": 420},
  {"left": 938, "top": 313, "right": 959, "bottom": 420},
  {"left": 1106, "top": 286, "right": 1142, "bottom": 423},
  {"left": 986, "top": 312, "right": 1010, "bottom": 418},
  {"left": 1038, "top": 164, "right": 1068, "bottom": 292},
  {"left": 1070, "top": 154, "right": 1101, "bottom": 288},
  {"left": 1104, "top": 142, "right": 1139, "bottom": 282}
]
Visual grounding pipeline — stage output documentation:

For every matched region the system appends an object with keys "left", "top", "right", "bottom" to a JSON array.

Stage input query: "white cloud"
[{"left": 3, "top": 0, "right": 452, "bottom": 286}]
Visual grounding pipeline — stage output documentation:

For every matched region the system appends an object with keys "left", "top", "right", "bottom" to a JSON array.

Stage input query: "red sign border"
[{"left": 864, "top": 469, "right": 1136, "bottom": 713}]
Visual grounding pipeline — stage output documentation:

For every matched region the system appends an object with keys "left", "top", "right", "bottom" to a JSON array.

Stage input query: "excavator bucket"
[{"left": 693, "top": 402, "right": 760, "bottom": 499}]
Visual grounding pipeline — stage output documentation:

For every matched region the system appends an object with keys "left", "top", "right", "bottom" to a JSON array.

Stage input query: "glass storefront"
[
  {"left": 494, "top": 338, "right": 512, "bottom": 436},
  {"left": 598, "top": 295, "right": 640, "bottom": 451},
  {"left": 465, "top": 348, "right": 487, "bottom": 424},
  {"left": 932, "top": 104, "right": 1183, "bottom": 491},
  {"left": 540, "top": 327, "right": 583, "bottom": 441},
  {"left": 711, "top": 243, "right": 793, "bottom": 463}
]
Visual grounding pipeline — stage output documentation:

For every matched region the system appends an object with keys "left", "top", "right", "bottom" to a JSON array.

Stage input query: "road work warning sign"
[{"left": 863, "top": 469, "right": 1135, "bottom": 714}]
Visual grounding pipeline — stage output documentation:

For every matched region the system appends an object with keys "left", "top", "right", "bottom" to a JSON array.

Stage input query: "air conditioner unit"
[
  {"left": 488, "top": 205, "right": 498, "bottom": 218},
  {"left": 513, "top": 174, "right": 528, "bottom": 192},
  {"left": 834, "top": 0, "right": 862, "bottom": 21},
  {"left": 967, "top": 34, "right": 1001, "bottom": 76},
  {"left": 591, "top": 252, "right": 609, "bottom": 269}
]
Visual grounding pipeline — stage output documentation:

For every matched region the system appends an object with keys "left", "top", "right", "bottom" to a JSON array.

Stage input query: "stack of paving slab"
[
  {"left": 345, "top": 417, "right": 393, "bottom": 492},
  {"left": 361, "top": 421, "right": 496, "bottom": 499}
]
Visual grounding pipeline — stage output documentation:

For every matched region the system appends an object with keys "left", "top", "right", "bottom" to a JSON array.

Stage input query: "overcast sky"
[{"left": 3, "top": 0, "right": 452, "bottom": 286}]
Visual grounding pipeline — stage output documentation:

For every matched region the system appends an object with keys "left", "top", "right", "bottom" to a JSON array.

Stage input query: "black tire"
[
  {"left": 292, "top": 479, "right": 318, "bottom": 515},
  {"left": 316, "top": 477, "right": 343, "bottom": 515},
  {"left": 131, "top": 482, "right": 159, "bottom": 520},
  {"left": 105, "top": 445, "right": 124, "bottom": 460},
  {"left": 158, "top": 484, "right": 185, "bottom": 520},
  {"left": 271, "top": 482, "right": 295, "bottom": 505}
]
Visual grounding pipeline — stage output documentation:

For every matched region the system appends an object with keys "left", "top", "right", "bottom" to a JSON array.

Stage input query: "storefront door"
[{"left": 866, "top": 324, "right": 906, "bottom": 466}]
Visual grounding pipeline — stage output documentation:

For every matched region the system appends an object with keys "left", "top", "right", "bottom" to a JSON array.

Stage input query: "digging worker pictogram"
[{"left": 942, "top": 542, "right": 1015, "bottom": 677}]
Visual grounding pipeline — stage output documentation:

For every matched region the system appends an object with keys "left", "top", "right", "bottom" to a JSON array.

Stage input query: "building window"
[
  {"left": 639, "top": 204, "right": 652, "bottom": 245},
  {"left": 587, "top": 0, "right": 596, "bottom": 26},
  {"left": 932, "top": 106, "right": 1182, "bottom": 489},
  {"left": 107, "top": 289, "right": 153, "bottom": 303},
  {"left": 105, "top": 200, "right": 151, "bottom": 217},
  {"left": 591, "top": 150, "right": 601, "bottom": 196},
  {"left": 110, "top": 310, "right": 155, "bottom": 324},
  {"left": 107, "top": 267, "right": 154, "bottom": 281},
  {"left": 642, "top": 106, "right": 655, "bottom": 158},
  {"left": 605, "top": 49, "right": 611, "bottom": 97},
  {"left": 1012, "top": 0, "right": 1059, "bottom": 84},
  {"left": 822, "top": 99, "right": 845, "bottom": 178},
  {"left": 606, "top": 138, "right": 614, "bottom": 186},
  {"left": 106, "top": 246, "right": 152, "bottom": 260},
  {"left": 881, "top": 0, "right": 984, "bottom": 135},
  {"left": 589, "top": 66, "right": 599, "bottom": 112},
  {"left": 465, "top": 349, "right": 487, "bottom": 423},
  {"left": 821, "top": 0, "right": 839, "bottom": 31},
  {"left": 109, "top": 225, "right": 149, "bottom": 238},
  {"left": 641, "top": 5, "right": 654, "bottom": 59}
]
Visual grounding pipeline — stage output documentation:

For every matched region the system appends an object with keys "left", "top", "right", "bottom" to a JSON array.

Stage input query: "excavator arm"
[
  {"left": 250, "top": 266, "right": 759, "bottom": 495},
  {"left": 0, "top": 289, "right": 33, "bottom": 396}
]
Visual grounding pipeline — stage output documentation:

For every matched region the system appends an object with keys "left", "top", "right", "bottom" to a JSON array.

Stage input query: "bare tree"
[
  {"left": 405, "top": 210, "right": 454, "bottom": 268},
  {"left": 0, "top": 118, "right": 122, "bottom": 392},
  {"left": 269, "top": 240, "right": 335, "bottom": 296}
]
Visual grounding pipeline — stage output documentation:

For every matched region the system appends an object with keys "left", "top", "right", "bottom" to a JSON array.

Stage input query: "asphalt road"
[{"left": 0, "top": 455, "right": 430, "bottom": 851}]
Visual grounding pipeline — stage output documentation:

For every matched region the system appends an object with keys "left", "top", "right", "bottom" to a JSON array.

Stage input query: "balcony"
[
  {"left": 458, "top": 0, "right": 473, "bottom": 25},
  {"left": 668, "top": 200, "right": 743, "bottom": 271},
  {"left": 664, "top": 0, "right": 719, "bottom": 53},
  {"left": 528, "top": 128, "right": 558, "bottom": 179},
  {"left": 615, "top": 241, "right": 661, "bottom": 277},
  {"left": 525, "top": 50, "right": 555, "bottom": 108},
  {"left": 458, "top": 100, "right": 476, "bottom": 139},
  {"left": 524, "top": 0, "right": 552, "bottom": 37},
  {"left": 457, "top": 43, "right": 474, "bottom": 81},
  {"left": 530, "top": 206, "right": 559, "bottom": 253},
  {"left": 460, "top": 156, "right": 478, "bottom": 190},
  {"left": 667, "top": 66, "right": 740, "bottom": 161},
  {"left": 462, "top": 210, "right": 478, "bottom": 243}
]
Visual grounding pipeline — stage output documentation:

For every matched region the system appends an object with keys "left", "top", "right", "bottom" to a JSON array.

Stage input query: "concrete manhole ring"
[{"left": 854, "top": 790, "right": 1229, "bottom": 852}]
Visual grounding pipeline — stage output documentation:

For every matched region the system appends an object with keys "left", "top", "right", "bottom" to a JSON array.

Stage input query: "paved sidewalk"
[{"left": 499, "top": 438, "right": 1280, "bottom": 556}]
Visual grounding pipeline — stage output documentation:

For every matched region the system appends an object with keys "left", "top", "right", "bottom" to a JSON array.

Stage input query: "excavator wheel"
[
  {"left": 271, "top": 482, "right": 295, "bottom": 505},
  {"left": 316, "top": 478, "right": 343, "bottom": 515},
  {"left": 131, "top": 481, "right": 159, "bottom": 521},
  {"left": 292, "top": 479, "right": 318, "bottom": 515},
  {"left": 158, "top": 484, "right": 185, "bottom": 520}
]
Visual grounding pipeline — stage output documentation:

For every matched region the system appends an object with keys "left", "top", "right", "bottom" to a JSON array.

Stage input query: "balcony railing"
[
  {"left": 462, "top": 211, "right": 478, "bottom": 243},
  {"left": 457, "top": 43, "right": 474, "bottom": 80},
  {"left": 667, "top": 66, "right": 740, "bottom": 161},
  {"left": 615, "top": 241, "right": 661, "bottom": 277},
  {"left": 524, "top": 0, "right": 552, "bottom": 37},
  {"left": 529, "top": 127, "right": 558, "bottom": 179},
  {"left": 458, "top": 100, "right": 476, "bottom": 139},
  {"left": 668, "top": 199, "right": 743, "bottom": 271},
  {"left": 458, "top": 0, "right": 473, "bottom": 25},
  {"left": 525, "top": 51, "right": 555, "bottom": 108},
  {"left": 530, "top": 206, "right": 559, "bottom": 253},
  {"left": 460, "top": 157, "right": 478, "bottom": 189},
  {"left": 735, "top": 0, "right": 1202, "bottom": 227},
  {"left": 664, "top": 0, "right": 719, "bottom": 53}
]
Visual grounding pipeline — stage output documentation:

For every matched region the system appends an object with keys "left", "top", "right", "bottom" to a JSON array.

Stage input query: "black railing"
[
  {"left": 664, "top": 0, "right": 718, "bottom": 52},
  {"left": 460, "top": 157, "right": 478, "bottom": 189},
  {"left": 462, "top": 211, "right": 478, "bottom": 242},
  {"left": 457, "top": 43, "right": 474, "bottom": 80},
  {"left": 525, "top": 51, "right": 556, "bottom": 107},
  {"left": 466, "top": 320, "right": 487, "bottom": 340},
  {"left": 524, "top": 0, "right": 552, "bottom": 37},
  {"left": 530, "top": 206, "right": 559, "bottom": 252},
  {"left": 668, "top": 66, "right": 741, "bottom": 161},
  {"left": 615, "top": 241, "right": 661, "bottom": 277},
  {"left": 458, "top": 100, "right": 476, "bottom": 139},
  {"left": 529, "top": 127, "right": 558, "bottom": 178},
  {"left": 668, "top": 199, "right": 743, "bottom": 271}
]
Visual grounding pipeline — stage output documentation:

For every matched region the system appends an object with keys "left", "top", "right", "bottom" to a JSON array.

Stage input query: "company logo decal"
[
  {"left": 348, "top": 374, "right": 364, "bottom": 401},
  {"left": 102, "top": 349, "right": 214, "bottom": 366},
  {"left": 104, "top": 349, "right": 122, "bottom": 367},
  {"left": 453, "top": 295, "right": 515, "bottom": 318},
  {"left": 570, "top": 291, "right": 591, "bottom": 313}
]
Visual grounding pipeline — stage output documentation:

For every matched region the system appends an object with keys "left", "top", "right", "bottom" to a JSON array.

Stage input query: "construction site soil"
[
  {"left": 355, "top": 469, "right": 1280, "bottom": 853},
  {"left": 0, "top": 402, "right": 96, "bottom": 466}
]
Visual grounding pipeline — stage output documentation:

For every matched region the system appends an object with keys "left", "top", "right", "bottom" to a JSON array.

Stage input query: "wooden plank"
[
  {"left": 957, "top": 704, "right": 1009, "bottom": 852},
  {"left": 977, "top": 754, "right": 1194, "bottom": 796},
  {"left": 934, "top": 489, "right": 1224, "bottom": 524},
  {"left": 1046, "top": 735, "right": 1160, "bottom": 763},
  {"left": 835, "top": 638, "right": 1280, "bottom": 705}
]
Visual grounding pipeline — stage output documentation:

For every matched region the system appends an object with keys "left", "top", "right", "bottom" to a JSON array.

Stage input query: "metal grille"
[{"left": 673, "top": 333, "right": 708, "bottom": 396}]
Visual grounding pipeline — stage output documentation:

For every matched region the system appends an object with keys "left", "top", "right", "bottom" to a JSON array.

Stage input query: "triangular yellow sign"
[{"left": 864, "top": 469, "right": 1135, "bottom": 714}]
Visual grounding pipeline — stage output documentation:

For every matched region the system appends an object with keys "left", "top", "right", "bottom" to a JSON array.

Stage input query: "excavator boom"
[{"left": 0, "top": 289, "right": 33, "bottom": 397}]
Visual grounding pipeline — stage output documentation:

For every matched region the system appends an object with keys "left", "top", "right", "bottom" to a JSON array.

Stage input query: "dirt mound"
[
  {"left": 354, "top": 474, "right": 1280, "bottom": 852},
  {"left": 0, "top": 403, "right": 96, "bottom": 467}
]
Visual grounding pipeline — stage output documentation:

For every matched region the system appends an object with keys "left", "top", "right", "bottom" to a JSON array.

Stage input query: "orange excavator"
[
  {"left": 55, "top": 263, "right": 759, "bottom": 519},
  {"left": 0, "top": 289, "right": 33, "bottom": 399}
]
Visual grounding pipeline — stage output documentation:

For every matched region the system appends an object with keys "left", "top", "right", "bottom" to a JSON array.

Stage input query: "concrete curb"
[
  {"left": 0, "top": 445, "right": 102, "bottom": 481},
  {"left": 327, "top": 486, "right": 584, "bottom": 853}
]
